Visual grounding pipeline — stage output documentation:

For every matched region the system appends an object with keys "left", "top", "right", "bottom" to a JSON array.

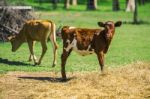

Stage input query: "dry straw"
[{"left": 0, "top": 61, "right": 150, "bottom": 99}]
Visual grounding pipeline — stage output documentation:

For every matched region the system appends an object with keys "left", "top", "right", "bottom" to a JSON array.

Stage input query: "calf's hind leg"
[{"left": 50, "top": 34, "right": 58, "bottom": 67}]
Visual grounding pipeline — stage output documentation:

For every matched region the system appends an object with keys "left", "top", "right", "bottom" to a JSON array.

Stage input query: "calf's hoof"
[
  {"left": 34, "top": 62, "right": 41, "bottom": 66},
  {"left": 100, "top": 70, "right": 107, "bottom": 76},
  {"left": 34, "top": 63, "right": 38, "bottom": 66}
]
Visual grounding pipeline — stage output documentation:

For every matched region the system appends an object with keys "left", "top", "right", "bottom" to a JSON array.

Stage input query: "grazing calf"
[
  {"left": 8, "top": 20, "right": 58, "bottom": 66},
  {"left": 61, "top": 21, "right": 122, "bottom": 80}
]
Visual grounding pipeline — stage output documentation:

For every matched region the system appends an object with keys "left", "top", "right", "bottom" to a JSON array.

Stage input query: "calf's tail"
[{"left": 50, "top": 21, "right": 58, "bottom": 48}]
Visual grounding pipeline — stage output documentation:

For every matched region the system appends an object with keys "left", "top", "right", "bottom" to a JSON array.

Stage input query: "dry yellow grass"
[{"left": 0, "top": 62, "right": 150, "bottom": 99}]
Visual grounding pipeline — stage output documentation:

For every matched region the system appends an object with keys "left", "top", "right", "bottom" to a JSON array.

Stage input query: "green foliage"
[
  {"left": 6, "top": 0, "right": 150, "bottom": 11},
  {"left": 5, "top": 0, "right": 127, "bottom": 11}
]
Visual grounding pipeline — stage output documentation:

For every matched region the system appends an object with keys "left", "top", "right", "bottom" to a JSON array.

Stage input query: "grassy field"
[{"left": 0, "top": 2, "right": 150, "bottom": 74}]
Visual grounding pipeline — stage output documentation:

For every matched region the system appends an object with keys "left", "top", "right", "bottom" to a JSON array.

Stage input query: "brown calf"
[
  {"left": 8, "top": 20, "right": 58, "bottom": 66},
  {"left": 61, "top": 21, "right": 122, "bottom": 80}
]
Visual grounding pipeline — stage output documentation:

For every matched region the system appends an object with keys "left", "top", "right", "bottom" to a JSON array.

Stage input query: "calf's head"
[
  {"left": 98, "top": 21, "right": 122, "bottom": 41},
  {"left": 7, "top": 35, "right": 23, "bottom": 52},
  {"left": 98, "top": 21, "right": 122, "bottom": 53}
]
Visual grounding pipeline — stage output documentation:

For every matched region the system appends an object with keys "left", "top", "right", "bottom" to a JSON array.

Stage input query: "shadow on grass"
[
  {"left": 18, "top": 76, "right": 75, "bottom": 82},
  {"left": 0, "top": 58, "right": 30, "bottom": 66}
]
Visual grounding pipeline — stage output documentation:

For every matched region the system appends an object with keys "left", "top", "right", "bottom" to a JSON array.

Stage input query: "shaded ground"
[{"left": 0, "top": 62, "right": 150, "bottom": 99}]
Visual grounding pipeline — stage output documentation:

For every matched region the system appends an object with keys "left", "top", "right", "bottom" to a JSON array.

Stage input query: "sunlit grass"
[{"left": 0, "top": 1, "right": 150, "bottom": 73}]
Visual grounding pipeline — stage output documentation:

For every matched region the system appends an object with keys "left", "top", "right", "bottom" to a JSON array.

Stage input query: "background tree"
[
  {"left": 126, "top": 0, "right": 139, "bottom": 24},
  {"left": 64, "top": 0, "right": 70, "bottom": 9},
  {"left": 38, "top": 0, "right": 42, "bottom": 5},
  {"left": 145, "top": 0, "right": 150, "bottom": 2},
  {"left": 138, "top": 0, "right": 145, "bottom": 5},
  {"left": 87, "top": 0, "right": 97, "bottom": 10},
  {"left": 112, "top": 0, "right": 120, "bottom": 11},
  {"left": 133, "top": 0, "right": 138, "bottom": 24},
  {"left": 126, "top": 0, "right": 128, "bottom": 8},
  {"left": 52, "top": 0, "right": 58, "bottom": 10},
  {"left": 0, "top": 0, "right": 7, "bottom": 6},
  {"left": 71, "top": 0, "right": 77, "bottom": 6},
  {"left": 126, "top": 0, "right": 135, "bottom": 12}
]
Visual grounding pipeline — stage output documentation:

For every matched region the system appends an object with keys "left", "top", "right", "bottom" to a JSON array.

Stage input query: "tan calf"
[{"left": 8, "top": 20, "right": 58, "bottom": 66}]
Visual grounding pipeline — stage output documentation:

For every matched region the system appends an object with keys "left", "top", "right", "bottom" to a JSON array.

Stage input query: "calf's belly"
[
  {"left": 73, "top": 48, "right": 95, "bottom": 56},
  {"left": 64, "top": 38, "right": 95, "bottom": 56}
]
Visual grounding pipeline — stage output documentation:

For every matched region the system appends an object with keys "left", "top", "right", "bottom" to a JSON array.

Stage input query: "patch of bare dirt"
[{"left": 0, "top": 62, "right": 150, "bottom": 99}]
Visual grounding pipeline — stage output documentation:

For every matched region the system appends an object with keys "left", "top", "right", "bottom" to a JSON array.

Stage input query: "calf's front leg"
[
  {"left": 37, "top": 41, "right": 47, "bottom": 65},
  {"left": 28, "top": 54, "right": 37, "bottom": 62},
  {"left": 28, "top": 41, "right": 37, "bottom": 62},
  {"left": 97, "top": 51, "right": 104, "bottom": 72},
  {"left": 61, "top": 49, "right": 72, "bottom": 81},
  {"left": 27, "top": 40, "right": 38, "bottom": 65}
]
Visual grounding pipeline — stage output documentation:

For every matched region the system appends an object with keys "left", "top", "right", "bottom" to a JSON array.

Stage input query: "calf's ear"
[
  {"left": 97, "top": 22, "right": 105, "bottom": 27},
  {"left": 115, "top": 21, "right": 122, "bottom": 27},
  {"left": 7, "top": 35, "right": 16, "bottom": 41}
]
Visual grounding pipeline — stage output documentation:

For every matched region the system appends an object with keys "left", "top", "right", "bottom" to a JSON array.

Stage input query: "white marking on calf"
[
  {"left": 74, "top": 44, "right": 94, "bottom": 56},
  {"left": 66, "top": 39, "right": 70, "bottom": 43},
  {"left": 69, "top": 26, "right": 76, "bottom": 29},
  {"left": 64, "top": 39, "right": 75, "bottom": 52},
  {"left": 64, "top": 38, "right": 95, "bottom": 56},
  {"left": 95, "top": 32, "right": 100, "bottom": 35}
]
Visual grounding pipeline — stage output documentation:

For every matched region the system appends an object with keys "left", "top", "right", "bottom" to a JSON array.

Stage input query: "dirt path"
[{"left": 0, "top": 62, "right": 150, "bottom": 99}]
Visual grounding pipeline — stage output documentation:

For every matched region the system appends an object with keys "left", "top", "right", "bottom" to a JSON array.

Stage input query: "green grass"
[{"left": 0, "top": 2, "right": 150, "bottom": 73}]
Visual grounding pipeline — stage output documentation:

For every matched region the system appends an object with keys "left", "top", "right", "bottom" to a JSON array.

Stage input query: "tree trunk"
[
  {"left": 71, "top": 0, "right": 77, "bottom": 5},
  {"left": 138, "top": 0, "right": 145, "bottom": 5},
  {"left": 126, "top": 0, "right": 135, "bottom": 12},
  {"left": 133, "top": 0, "right": 138, "bottom": 24},
  {"left": 126, "top": 0, "right": 128, "bottom": 8},
  {"left": 145, "top": 0, "right": 150, "bottom": 2},
  {"left": 112, "top": 0, "right": 120, "bottom": 11},
  {"left": 52, "top": 0, "right": 57, "bottom": 10},
  {"left": 87, "top": 0, "right": 97, "bottom": 10},
  {"left": 39, "top": 0, "right": 42, "bottom": 5},
  {"left": 0, "top": 0, "right": 7, "bottom": 6},
  {"left": 4, "top": 0, "right": 7, "bottom": 5},
  {"left": 64, "top": 0, "right": 70, "bottom": 9}
]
